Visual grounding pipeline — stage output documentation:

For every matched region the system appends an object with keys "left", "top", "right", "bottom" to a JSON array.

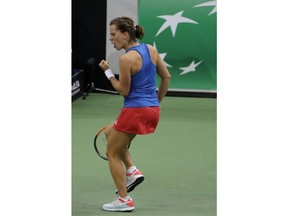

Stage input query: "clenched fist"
[{"left": 99, "top": 60, "right": 110, "bottom": 71}]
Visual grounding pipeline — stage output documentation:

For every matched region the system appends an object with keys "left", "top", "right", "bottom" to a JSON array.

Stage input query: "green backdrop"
[{"left": 138, "top": 0, "right": 217, "bottom": 91}]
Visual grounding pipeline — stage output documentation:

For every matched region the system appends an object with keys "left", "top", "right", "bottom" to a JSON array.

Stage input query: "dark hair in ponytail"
[
  {"left": 110, "top": 17, "right": 144, "bottom": 42},
  {"left": 135, "top": 25, "right": 144, "bottom": 40}
]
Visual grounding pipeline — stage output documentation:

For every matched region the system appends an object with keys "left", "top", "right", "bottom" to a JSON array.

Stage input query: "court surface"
[{"left": 72, "top": 93, "right": 216, "bottom": 216}]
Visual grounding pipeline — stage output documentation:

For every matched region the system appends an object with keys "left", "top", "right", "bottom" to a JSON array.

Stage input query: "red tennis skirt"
[{"left": 113, "top": 107, "right": 160, "bottom": 134}]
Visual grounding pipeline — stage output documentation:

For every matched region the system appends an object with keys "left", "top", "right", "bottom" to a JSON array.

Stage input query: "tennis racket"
[{"left": 93, "top": 126, "right": 131, "bottom": 161}]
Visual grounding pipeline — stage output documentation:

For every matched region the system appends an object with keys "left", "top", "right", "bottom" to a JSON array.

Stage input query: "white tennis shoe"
[
  {"left": 102, "top": 196, "right": 135, "bottom": 212},
  {"left": 116, "top": 168, "right": 145, "bottom": 194}
]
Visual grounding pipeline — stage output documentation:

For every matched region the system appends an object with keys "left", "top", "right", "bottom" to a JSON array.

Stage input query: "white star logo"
[
  {"left": 156, "top": 11, "right": 198, "bottom": 37},
  {"left": 179, "top": 60, "right": 203, "bottom": 75},
  {"left": 194, "top": 1, "right": 217, "bottom": 16},
  {"left": 153, "top": 42, "right": 172, "bottom": 67}
]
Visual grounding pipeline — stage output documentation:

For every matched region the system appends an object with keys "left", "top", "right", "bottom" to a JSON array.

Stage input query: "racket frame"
[
  {"left": 94, "top": 126, "right": 109, "bottom": 160},
  {"left": 93, "top": 126, "right": 131, "bottom": 161}
]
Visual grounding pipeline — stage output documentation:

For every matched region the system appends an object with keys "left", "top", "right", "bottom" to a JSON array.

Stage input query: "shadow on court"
[{"left": 72, "top": 93, "right": 216, "bottom": 216}]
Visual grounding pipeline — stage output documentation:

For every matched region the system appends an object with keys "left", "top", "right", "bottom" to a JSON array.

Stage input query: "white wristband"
[{"left": 104, "top": 69, "right": 115, "bottom": 80}]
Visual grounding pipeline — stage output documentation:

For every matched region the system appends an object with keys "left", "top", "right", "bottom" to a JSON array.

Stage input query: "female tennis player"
[{"left": 99, "top": 16, "right": 171, "bottom": 212}]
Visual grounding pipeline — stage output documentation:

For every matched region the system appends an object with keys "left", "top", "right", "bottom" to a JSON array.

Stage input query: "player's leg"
[
  {"left": 106, "top": 128, "right": 136, "bottom": 198},
  {"left": 105, "top": 123, "right": 134, "bottom": 170},
  {"left": 103, "top": 128, "right": 136, "bottom": 212},
  {"left": 120, "top": 147, "right": 133, "bottom": 169},
  {"left": 118, "top": 148, "right": 145, "bottom": 193},
  {"left": 104, "top": 123, "right": 113, "bottom": 140},
  {"left": 105, "top": 124, "right": 145, "bottom": 194}
]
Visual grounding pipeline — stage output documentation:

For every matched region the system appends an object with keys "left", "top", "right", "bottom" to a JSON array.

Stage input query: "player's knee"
[{"left": 106, "top": 144, "right": 117, "bottom": 158}]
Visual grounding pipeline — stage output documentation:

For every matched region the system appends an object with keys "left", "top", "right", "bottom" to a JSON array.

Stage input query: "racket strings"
[
  {"left": 101, "top": 136, "right": 107, "bottom": 144},
  {"left": 96, "top": 132, "right": 108, "bottom": 159},
  {"left": 94, "top": 126, "right": 131, "bottom": 161}
]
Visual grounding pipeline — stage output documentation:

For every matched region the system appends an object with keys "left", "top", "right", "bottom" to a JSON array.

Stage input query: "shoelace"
[
  {"left": 111, "top": 198, "right": 121, "bottom": 206},
  {"left": 111, "top": 197, "right": 130, "bottom": 206}
]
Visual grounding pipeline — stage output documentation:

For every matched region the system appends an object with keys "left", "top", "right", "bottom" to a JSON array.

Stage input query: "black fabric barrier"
[{"left": 72, "top": 69, "right": 84, "bottom": 102}]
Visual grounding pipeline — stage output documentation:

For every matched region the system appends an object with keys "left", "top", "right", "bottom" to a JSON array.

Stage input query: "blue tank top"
[{"left": 124, "top": 43, "right": 160, "bottom": 108}]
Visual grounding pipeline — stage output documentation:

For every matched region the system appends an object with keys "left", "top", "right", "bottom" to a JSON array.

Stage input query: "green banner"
[{"left": 139, "top": 0, "right": 217, "bottom": 91}]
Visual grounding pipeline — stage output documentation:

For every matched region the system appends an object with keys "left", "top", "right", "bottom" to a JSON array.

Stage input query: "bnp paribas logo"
[{"left": 152, "top": 1, "right": 217, "bottom": 76}]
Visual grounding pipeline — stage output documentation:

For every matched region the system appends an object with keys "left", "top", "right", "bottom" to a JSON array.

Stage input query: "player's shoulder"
[
  {"left": 145, "top": 43, "right": 157, "bottom": 56},
  {"left": 146, "top": 43, "right": 156, "bottom": 52},
  {"left": 120, "top": 49, "right": 140, "bottom": 65},
  {"left": 145, "top": 43, "right": 159, "bottom": 63}
]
